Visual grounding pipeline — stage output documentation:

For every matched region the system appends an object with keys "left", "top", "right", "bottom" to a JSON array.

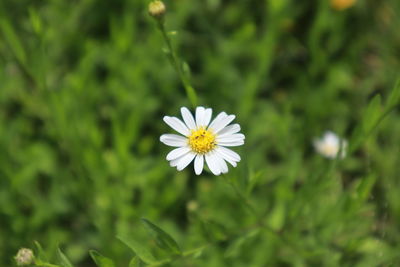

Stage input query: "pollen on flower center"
[{"left": 188, "top": 127, "right": 216, "bottom": 154}]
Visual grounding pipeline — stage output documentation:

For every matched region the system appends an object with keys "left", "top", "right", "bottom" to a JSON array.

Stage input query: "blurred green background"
[{"left": 1, "top": 0, "right": 400, "bottom": 266}]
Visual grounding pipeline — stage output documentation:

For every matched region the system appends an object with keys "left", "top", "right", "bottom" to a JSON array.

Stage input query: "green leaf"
[
  {"left": 167, "top": 30, "right": 178, "bottom": 36},
  {"left": 386, "top": 79, "right": 400, "bottom": 110},
  {"left": 350, "top": 94, "right": 382, "bottom": 152},
  {"left": 28, "top": 7, "right": 42, "bottom": 34},
  {"left": 351, "top": 81, "right": 400, "bottom": 152},
  {"left": 89, "top": 250, "right": 115, "bottom": 267},
  {"left": 117, "top": 236, "right": 157, "bottom": 264},
  {"left": 129, "top": 257, "right": 141, "bottom": 267},
  {"left": 225, "top": 229, "right": 260, "bottom": 258},
  {"left": 162, "top": 47, "right": 171, "bottom": 55},
  {"left": 199, "top": 219, "right": 228, "bottom": 242},
  {"left": 362, "top": 94, "right": 382, "bottom": 133},
  {"left": 34, "top": 241, "right": 48, "bottom": 261},
  {"left": 34, "top": 260, "right": 61, "bottom": 267},
  {"left": 181, "top": 61, "right": 191, "bottom": 79},
  {"left": 268, "top": 202, "right": 286, "bottom": 231},
  {"left": 0, "top": 18, "right": 27, "bottom": 65},
  {"left": 141, "top": 218, "right": 181, "bottom": 255},
  {"left": 246, "top": 170, "right": 264, "bottom": 195},
  {"left": 57, "top": 248, "right": 74, "bottom": 267},
  {"left": 357, "top": 174, "right": 377, "bottom": 202},
  {"left": 33, "top": 242, "right": 60, "bottom": 267}
]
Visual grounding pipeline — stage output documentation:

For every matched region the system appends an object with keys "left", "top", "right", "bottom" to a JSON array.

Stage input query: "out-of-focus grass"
[{"left": 1, "top": 0, "right": 400, "bottom": 266}]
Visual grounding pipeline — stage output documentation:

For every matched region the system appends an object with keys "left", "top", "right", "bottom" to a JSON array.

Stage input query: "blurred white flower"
[
  {"left": 15, "top": 248, "right": 34, "bottom": 266},
  {"left": 160, "top": 107, "right": 244, "bottom": 175},
  {"left": 313, "top": 131, "right": 347, "bottom": 159},
  {"left": 148, "top": 0, "right": 166, "bottom": 18}
]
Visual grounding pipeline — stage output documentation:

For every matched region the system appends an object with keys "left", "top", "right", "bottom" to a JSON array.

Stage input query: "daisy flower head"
[
  {"left": 313, "top": 131, "right": 348, "bottom": 159},
  {"left": 160, "top": 107, "right": 245, "bottom": 175}
]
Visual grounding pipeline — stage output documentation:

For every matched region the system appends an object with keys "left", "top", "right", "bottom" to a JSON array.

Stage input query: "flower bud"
[
  {"left": 148, "top": 1, "right": 166, "bottom": 19},
  {"left": 14, "top": 248, "right": 34, "bottom": 266},
  {"left": 186, "top": 200, "right": 199, "bottom": 213},
  {"left": 331, "top": 0, "right": 356, "bottom": 11}
]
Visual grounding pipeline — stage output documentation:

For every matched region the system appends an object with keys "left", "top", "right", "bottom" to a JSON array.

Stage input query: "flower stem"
[{"left": 156, "top": 20, "right": 198, "bottom": 108}]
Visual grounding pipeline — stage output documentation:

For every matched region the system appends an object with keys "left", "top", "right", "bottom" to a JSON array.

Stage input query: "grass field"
[{"left": 1, "top": 0, "right": 400, "bottom": 266}]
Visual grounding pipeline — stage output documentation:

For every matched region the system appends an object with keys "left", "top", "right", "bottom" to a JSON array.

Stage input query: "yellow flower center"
[
  {"left": 321, "top": 144, "right": 339, "bottom": 157},
  {"left": 188, "top": 127, "right": 216, "bottom": 154}
]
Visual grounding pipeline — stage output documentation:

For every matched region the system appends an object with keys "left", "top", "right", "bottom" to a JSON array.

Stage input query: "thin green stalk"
[
  {"left": 148, "top": 244, "right": 210, "bottom": 267},
  {"left": 181, "top": 244, "right": 209, "bottom": 257},
  {"left": 34, "top": 260, "right": 60, "bottom": 267},
  {"left": 155, "top": 20, "right": 198, "bottom": 107}
]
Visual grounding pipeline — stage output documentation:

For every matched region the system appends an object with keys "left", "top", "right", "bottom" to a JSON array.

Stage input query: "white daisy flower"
[
  {"left": 160, "top": 106, "right": 245, "bottom": 175},
  {"left": 313, "top": 131, "right": 347, "bottom": 159}
]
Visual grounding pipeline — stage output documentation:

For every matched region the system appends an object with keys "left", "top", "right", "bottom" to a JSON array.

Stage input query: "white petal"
[
  {"left": 314, "top": 139, "right": 337, "bottom": 159},
  {"left": 218, "top": 140, "right": 245, "bottom": 147},
  {"left": 217, "top": 124, "right": 241, "bottom": 137},
  {"left": 181, "top": 107, "right": 196, "bottom": 130},
  {"left": 214, "top": 154, "right": 228, "bottom": 174},
  {"left": 205, "top": 152, "right": 221, "bottom": 175},
  {"left": 216, "top": 146, "right": 241, "bottom": 162},
  {"left": 217, "top": 133, "right": 245, "bottom": 142},
  {"left": 163, "top": 116, "right": 190, "bottom": 136},
  {"left": 170, "top": 157, "right": 181, "bottom": 167},
  {"left": 215, "top": 150, "right": 237, "bottom": 167},
  {"left": 215, "top": 146, "right": 240, "bottom": 167},
  {"left": 194, "top": 154, "right": 204, "bottom": 175},
  {"left": 170, "top": 151, "right": 192, "bottom": 168},
  {"left": 176, "top": 152, "right": 196, "bottom": 171},
  {"left": 324, "top": 131, "right": 339, "bottom": 145},
  {"left": 210, "top": 114, "right": 235, "bottom": 134},
  {"left": 208, "top": 112, "right": 228, "bottom": 131},
  {"left": 160, "top": 134, "right": 188, "bottom": 147},
  {"left": 166, "top": 146, "right": 191, "bottom": 161},
  {"left": 203, "top": 108, "right": 212, "bottom": 127},
  {"left": 195, "top": 106, "right": 205, "bottom": 127}
]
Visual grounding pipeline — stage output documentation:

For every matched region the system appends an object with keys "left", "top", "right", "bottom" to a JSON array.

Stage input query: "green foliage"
[
  {"left": 350, "top": 80, "right": 400, "bottom": 152},
  {"left": 117, "top": 236, "right": 157, "bottom": 264},
  {"left": 386, "top": 79, "right": 400, "bottom": 110},
  {"left": 128, "top": 257, "right": 141, "bottom": 267},
  {"left": 141, "top": 218, "right": 181, "bottom": 256},
  {"left": 89, "top": 250, "right": 115, "bottom": 267},
  {"left": 57, "top": 248, "right": 74, "bottom": 267},
  {"left": 1, "top": 0, "right": 400, "bottom": 266},
  {"left": 0, "top": 17, "right": 27, "bottom": 65}
]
